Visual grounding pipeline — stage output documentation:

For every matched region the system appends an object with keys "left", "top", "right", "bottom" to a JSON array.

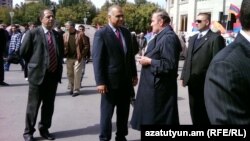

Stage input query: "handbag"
[{"left": 7, "top": 52, "right": 21, "bottom": 64}]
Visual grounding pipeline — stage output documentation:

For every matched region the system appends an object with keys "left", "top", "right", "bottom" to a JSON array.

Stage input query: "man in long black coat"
[
  {"left": 0, "top": 27, "right": 8, "bottom": 86},
  {"left": 131, "top": 10, "right": 181, "bottom": 130}
]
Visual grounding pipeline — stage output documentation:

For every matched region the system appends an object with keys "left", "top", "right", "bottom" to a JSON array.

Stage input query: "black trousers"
[
  {"left": 0, "top": 56, "right": 4, "bottom": 82},
  {"left": 99, "top": 89, "right": 130, "bottom": 141},
  {"left": 24, "top": 71, "right": 58, "bottom": 136},
  {"left": 188, "top": 82, "right": 210, "bottom": 125}
]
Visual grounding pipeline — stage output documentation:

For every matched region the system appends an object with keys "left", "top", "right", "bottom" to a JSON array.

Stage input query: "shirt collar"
[
  {"left": 199, "top": 29, "right": 209, "bottom": 37},
  {"left": 109, "top": 23, "right": 119, "bottom": 32},
  {"left": 240, "top": 30, "right": 250, "bottom": 43},
  {"left": 42, "top": 25, "right": 50, "bottom": 34}
]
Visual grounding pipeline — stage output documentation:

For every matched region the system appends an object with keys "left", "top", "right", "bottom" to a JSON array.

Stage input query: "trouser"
[
  {"left": 24, "top": 71, "right": 58, "bottom": 136},
  {"left": 188, "top": 83, "right": 210, "bottom": 125},
  {"left": 99, "top": 89, "right": 130, "bottom": 141},
  {"left": 80, "top": 58, "right": 86, "bottom": 85},
  {"left": 0, "top": 56, "right": 4, "bottom": 82},
  {"left": 66, "top": 58, "right": 83, "bottom": 92}
]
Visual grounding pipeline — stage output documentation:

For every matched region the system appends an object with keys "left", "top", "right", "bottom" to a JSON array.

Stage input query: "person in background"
[
  {"left": 204, "top": 0, "right": 250, "bottom": 124},
  {"left": 0, "top": 24, "right": 9, "bottom": 86},
  {"left": 180, "top": 13, "right": 225, "bottom": 125},
  {"left": 137, "top": 32, "right": 147, "bottom": 56},
  {"left": 63, "top": 21, "right": 84, "bottom": 97},
  {"left": 131, "top": 10, "right": 181, "bottom": 130},
  {"left": 78, "top": 24, "right": 90, "bottom": 87},
  {"left": 20, "top": 9, "right": 64, "bottom": 141},
  {"left": 21, "top": 22, "right": 36, "bottom": 81},
  {"left": 5, "top": 24, "right": 24, "bottom": 71},
  {"left": 92, "top": 5, "right": 138, "bottom": 141}
]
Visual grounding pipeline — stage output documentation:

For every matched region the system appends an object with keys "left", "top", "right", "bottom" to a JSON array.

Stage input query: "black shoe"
[
  {"left": 69, "top": 90, "right": 73, "bottom": 95},
  {"left": 72, "top": 92, "right": 79, "bottom": 97},
  {"left": 0, "top": 81, "right": 9, "bottom": 86},
  {"left": 115, "top": 136, "right": 127, "bottom": 141},
  {"left": 39, "top": 130, "right": 55, "bottom": 140},
  {"left": 23, "top": 135, "right": 35, "bottom": 141}
]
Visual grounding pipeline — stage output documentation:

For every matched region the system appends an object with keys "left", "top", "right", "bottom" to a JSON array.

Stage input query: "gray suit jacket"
[
  {"left": 181, "top": 30, "right": 225, "bottom": 86},
  {"left": 204, "top": 33, "right": 250, "bottom": 124},
  {"left": 20, "top": 26, "right": 64, "bottom": 85}
]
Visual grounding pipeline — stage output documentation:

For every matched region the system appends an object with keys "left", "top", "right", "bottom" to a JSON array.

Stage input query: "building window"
[{"left": 180, "top": 15, "right": 188, "bottom": 31}]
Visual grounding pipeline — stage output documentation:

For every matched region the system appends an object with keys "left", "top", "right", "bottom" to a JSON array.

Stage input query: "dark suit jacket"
[
  {"left": 92, "top": 25, "right": 137, "bottom": 93},
  {"left": 20, "top": 26, "right": 64, "bottom": 85},
  {"left": 204, "top": 33, "right": 250, "bottom": 124},
  {"left": 181, "top": 30, "right": 225, "bottom": 85}
]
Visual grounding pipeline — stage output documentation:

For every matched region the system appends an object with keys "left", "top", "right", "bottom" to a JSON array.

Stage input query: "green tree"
[
  {"left": 134, "top": 0, "right": 147, "bottom": 5},
  {"left": 13, "top": 2, "right": 46, "bottom": 25},
  {"left": 0, "top": 6, "right": 10, "bottom": 24},
  {"left": 111, "top": 0, "right": 127, "bottom": 6}
]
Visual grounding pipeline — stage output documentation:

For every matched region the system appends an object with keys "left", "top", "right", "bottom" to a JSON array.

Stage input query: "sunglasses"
[{"left": 195, "top": 20, "right": 203, "bottom": 23}]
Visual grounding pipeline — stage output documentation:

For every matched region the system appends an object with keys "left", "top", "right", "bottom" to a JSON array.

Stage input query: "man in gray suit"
[
  {"left": 20, "top": 9, "right": 64, "bottom": 141},
  {"left": 180, "top": 13, "right": 225, "bottom": 125},
  {"left": 204, "top": 0, "right": 250, "bottom": 124}
]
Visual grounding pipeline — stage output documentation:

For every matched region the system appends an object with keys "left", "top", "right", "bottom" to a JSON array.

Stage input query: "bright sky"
[{"left": 13, "top": 0, "right": 166, "bottom": 8}]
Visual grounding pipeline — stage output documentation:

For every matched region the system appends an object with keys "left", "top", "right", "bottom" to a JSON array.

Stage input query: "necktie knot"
[{"left": 198, "top": 33, "right": 202, "bottom": 39}]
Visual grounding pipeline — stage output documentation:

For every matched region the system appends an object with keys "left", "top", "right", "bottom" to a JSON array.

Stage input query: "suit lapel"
[
  {"left": 106, "top": 26, "right": 125, "bottom": 55},
  {"left": 193, "top": 30, "right": 211, "bottom": 53}
]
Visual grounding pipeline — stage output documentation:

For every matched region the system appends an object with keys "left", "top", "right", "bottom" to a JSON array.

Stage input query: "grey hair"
[
  {"left": 153, "top": 10, "right": 171, "bottom": 24},
  {"left": 108, "top": 5, "right": 122, "bottom": 16},
  {"left": 65, "top": 21, "right": 75, "bottom": 27}
]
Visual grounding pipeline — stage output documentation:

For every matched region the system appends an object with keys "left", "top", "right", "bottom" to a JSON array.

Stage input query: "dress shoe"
[
  {"left": 23, "top": 135, "right": 35, "bottom": 141},
  {"left": 115, "top": 136, "right": 127, "bottom": 141},
  {"left": 0, "top": 81, "right": 9, "bottom": 86},
  {"left": 72, "top": 92, "right": 79, "bottom": 97},
  {"left": 39, "top": 130, "right": 55, "bottom": 140}
]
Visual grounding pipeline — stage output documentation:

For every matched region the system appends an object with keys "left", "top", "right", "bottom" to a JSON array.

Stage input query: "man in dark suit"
[
  {"left": 131, "top": 10, "right": 181, "bottom": 130},
  {"left": 20, "top": 9, "right": 64, "bottom": 141},
  {"left": 180, "top": 13, "right": 225, "bottom": 125},
  {"left": 0, "top": 27, "right": 8, "bottom": 86},
  {"left": 204, "top": 0, "right": 250, "bottom": 124},
  {"left": 92, "top": 5, "right": 138, "bottom": 141}
]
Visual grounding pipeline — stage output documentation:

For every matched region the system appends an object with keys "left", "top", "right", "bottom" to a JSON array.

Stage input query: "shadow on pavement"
[
  {"left": 6, "top": 83, "right": 29, "bottom": 87},
  {"left": 56, "top": 89, "right": 98, "bottom": 96},
  {"left": 49, "top": 123, "right": 116, "bottom": 139}
]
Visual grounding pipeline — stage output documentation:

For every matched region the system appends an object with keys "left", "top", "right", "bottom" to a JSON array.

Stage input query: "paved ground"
[{"left": 0, "top": 60, "right": 191, "bottom": 141}]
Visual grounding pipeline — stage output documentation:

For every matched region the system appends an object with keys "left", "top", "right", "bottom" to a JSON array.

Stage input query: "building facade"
[
  {"left": 0, "top": 0, "right": 12, "bottom": 7},
  {"left": 166, "top": 0, "right": 242, "bottom": 34}
]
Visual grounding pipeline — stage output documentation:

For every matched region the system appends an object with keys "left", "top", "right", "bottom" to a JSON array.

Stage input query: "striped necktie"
[{"left": 47, "top": 31, "right": 57, "bottom": 72}]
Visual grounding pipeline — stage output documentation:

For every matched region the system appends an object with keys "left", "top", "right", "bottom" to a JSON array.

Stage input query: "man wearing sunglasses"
[{"left": 180, "top": 13, "right": 225, "bottom": 125}]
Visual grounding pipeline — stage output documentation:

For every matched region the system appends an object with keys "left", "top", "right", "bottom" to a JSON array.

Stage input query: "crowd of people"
[{"left": 1, "top": 0, "right": 250, "bottom": 141}]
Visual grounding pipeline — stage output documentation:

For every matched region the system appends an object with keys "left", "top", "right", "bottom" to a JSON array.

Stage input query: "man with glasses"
[{"left": 180, "top": 13, "right": 225, "bottom": 125}]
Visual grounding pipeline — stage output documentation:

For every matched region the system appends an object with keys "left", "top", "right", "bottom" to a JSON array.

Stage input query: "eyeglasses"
[{"left": 195, "top": 20, "right": 203, "bottom": 23}]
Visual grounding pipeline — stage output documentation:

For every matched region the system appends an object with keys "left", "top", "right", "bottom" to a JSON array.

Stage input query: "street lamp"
[
  {"left": 83, "top": 12, "right": 89, "bottom": 25},
  {"left": 9, "top": 11, "right": 14, "bottom": 25}
]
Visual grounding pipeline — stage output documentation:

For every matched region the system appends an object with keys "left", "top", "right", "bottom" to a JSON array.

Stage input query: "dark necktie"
[
  {"left": 115, "top": 29, "right": 124, "bottom": 50},
  {"left": 47, "top": 31, "right": 57, "bottom": 72}
]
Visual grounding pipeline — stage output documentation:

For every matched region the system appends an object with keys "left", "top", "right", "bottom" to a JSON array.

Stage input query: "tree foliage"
[
  {"left": 92, "top": 1, "right": 159, "bottom": 33},
  {"left": 134, "top": 0, "right": 147, "bottom": 5}
]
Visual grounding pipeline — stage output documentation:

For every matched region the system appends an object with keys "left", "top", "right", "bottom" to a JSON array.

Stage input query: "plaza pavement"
[{"left": 0, "top": 60, "right": 191, "bottom": 141}]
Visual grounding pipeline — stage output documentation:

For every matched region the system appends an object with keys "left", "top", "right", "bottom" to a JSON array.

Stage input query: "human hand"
[
  {"left": 97, "top": 85, "right": 108, "bottom": 95},
  {"left": 138, "top": 56, "right": 152, "bottom": 66}
]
